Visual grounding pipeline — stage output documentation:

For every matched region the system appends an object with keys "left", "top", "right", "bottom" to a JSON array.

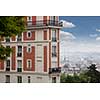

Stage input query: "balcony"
[
  {"left": 17, "top": 68, "right": 22, "bottom": 72},
  {"left": 6, "top": 67, "right": 10, "bottom": 71},
  {"left": 49, "top": 67, "right": 61, "bottom": 74},
  {"left": 26, "top": 20, "right": 63, "bottom": 29}
]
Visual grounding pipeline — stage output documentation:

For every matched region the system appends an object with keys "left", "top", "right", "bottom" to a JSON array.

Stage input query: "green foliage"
[
  {"left": 60, "top": 64, "right": 100, "bottom": 83},
  {"left": 0, "top": 16, "right": 25, "bottom": 37},
  {"left": 0, "top": 16, "right": 25, "bottom": 60},
  {"left": 85, "top": 64, "right": 100, "bottom": 83}
]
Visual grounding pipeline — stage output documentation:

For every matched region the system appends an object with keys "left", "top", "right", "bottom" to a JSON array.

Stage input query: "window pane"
[
  {"left": 17, "top": 76, "right": 22, "bottom": 83},
  {"left": 17, "top": 60, "right": 22, "bottom": 68},
  {"left": 5, "top": 75, "right": 10, "bottom": 83},
  {"left": 6, "top": 60, "right": 10, "bottom": 67},
  {"left": 28, "top": 76, "right": 31, "bottom": 83},
  {"left": 18, "top": 46, "right": 22, "bottom": 52}
]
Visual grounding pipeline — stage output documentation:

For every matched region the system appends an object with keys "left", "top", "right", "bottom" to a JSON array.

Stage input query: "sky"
[{"left": 59, "top": 16, "right": 100, "bottom": 56}]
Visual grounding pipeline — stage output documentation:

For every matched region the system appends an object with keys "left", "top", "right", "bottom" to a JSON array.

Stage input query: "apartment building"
[{"left": 0, "top": 16, "right": 62, "bottom": 83}]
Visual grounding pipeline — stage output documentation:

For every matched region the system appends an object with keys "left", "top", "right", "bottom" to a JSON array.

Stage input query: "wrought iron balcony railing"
[
  {"left": 17, "top": 52, "right": 22, "bottom": 57},
  {"left": 49, "top": 67, "right": 61, "bottom": 74},
  {"left": 26, "top": 20, "right": 63, "bottom": 27},
  {"left": 17, "top": 68, "right": 22, "bottom": 72},
  {"left": 6, "top": 67, "right": 10, "bottom": 71}
]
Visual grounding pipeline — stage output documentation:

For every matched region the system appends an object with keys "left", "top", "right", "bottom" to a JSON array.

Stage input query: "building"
[{"left": 0, "top": 16, "right": 62, "bottom": 83}]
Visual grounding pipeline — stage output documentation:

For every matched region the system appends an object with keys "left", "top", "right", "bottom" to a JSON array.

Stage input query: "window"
[
  {"left": 52, "top": 77, "right": 56, "bottom": 83},
  {"left": 17, "top": 76, "right": 22, "bottom": 83},
  {"left": 52, "top": 46, "right": 57, "bottom": 57},
  {"left": 17, "top": 34, "right": 22, "bottom": 42},
  {"left": 52, "top": 30, "right": 56, "bottom": 42},
  {"left": 17, "top": 46, "right": 22, "bottom": 57},
  {"left": 17, "top": 60, "right": 22, "bottom": 72},
  {"left": 51, "top": 16, "right": 56, "bottom": 25},
  {"left": 6, "top": 60, "right": 10, "bottom": 71},
  {"left": 28, "top": 76, "right": 31, "bottom": 83},
  {"left": 27, "top": 44, "right": 31, "bottom": 53},
  {"left": 27, "top": 60, "right": 32, "bottom": 69},
  {"left": 27, "top": 31, "right": 32, "bottom": 38},
  {"left": 6, "top": 37, "right": 10, "bottom": 42},
  {"left": 6, "top": 46, "right": 10, "bottom": 48},
  {"left": 5, "top": 75, "right": 10, "bottom": 83}
]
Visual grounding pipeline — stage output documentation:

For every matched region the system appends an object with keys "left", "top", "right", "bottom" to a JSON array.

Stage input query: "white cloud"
[
  {"left": 60, "top": 20, "right": 75, "bottom": 28},
  {"left": 96, "top": 37, "right": 100, "bottom": 41},
  {"left": 96, "top": 29, "right": 100, "bottom": 32},
  {"left": 89, "top": 34, "right": 97, "bottom": 37},
  {"left": 60, "top": 31, "right": 76, "bottom": 42},
  {"left": 60, "top": 42, "right": 100, "bottom": 55}
]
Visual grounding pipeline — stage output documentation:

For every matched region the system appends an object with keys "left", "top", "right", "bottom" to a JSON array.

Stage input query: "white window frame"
[
  {"left": 27, "top": 31, "right": 32, "bottom": 38},
  {"left": 27, "top": 59, "right": 32, "bottom": 69}
]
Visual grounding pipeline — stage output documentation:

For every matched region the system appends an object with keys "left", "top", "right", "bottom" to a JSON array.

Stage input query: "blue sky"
[
  {"left": 60, "top": 16, "right": 100, "bottom": 43},
  {"left": 59, "top": 16, "right": 100, "bottom": 54}
]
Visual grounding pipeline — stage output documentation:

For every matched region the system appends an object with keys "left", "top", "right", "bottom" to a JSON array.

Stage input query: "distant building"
[{"left": 61, "top": 63, "right": 88, "bottom": 75}]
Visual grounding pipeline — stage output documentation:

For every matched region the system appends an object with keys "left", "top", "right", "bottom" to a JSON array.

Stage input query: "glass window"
[
  {"left": 52, "top": 46, "right": 56, "bottom": 57},
  {"left": 5, "top": 75, "right": 10, "bottom": 83},
  {"left": 27, "top": 45, "right": 31, "bottom": 53},
  {"left": 17, "top": 76, "right": 22, "bottom": 83},
  {"left": 6, "top": 37, "right": 10, "bottom": 42},
  {"left": 28, "top": 76, "right": 31, "bottom": 83},
  {"left": 18, "top": 46, "right": 22, "bottom": 52},
  {"left": 27, "top": 31, "right": 32, "bottom": 38},
  {"left": 17, "top": 60, "right": 22, "bottom": 68},
  {"left": 17, "top": 34, "right": 22, "bottom": 42},
  {"left": 6, "top": 60, "right": 10, "bottom": 67},
  {"left": 17, "top": 60, "right": 22, "bottom": 72},
  {"left": 52, "top": 30, "right": 56, "bottom": 42},
  {"left": 27, "top": 60, "right": 32, "bottom": 68},
  {"left": 52, "top": 77, "right": 56, "bottom": 83},
  {"left": 17, "top": 46, "right": 22, "bottom": 57}
]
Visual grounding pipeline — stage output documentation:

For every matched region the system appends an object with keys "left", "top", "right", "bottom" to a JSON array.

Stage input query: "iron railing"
[
  {"left": 49, "top": 67, "right": 61, "bottom": 74},
  {"left": 27, "top": 20, "right": 63, "bottom": 27}
]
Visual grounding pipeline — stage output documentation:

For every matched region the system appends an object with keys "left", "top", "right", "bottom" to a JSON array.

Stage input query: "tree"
[
  {"left": 60, "top": 64, "right": 100, "bottom": 83},
  {"left": 0, "top": 16, "right": 25, "bottom": 60},
  {"left": 84, "top": 64, "right": 100, "bottom": 83}
]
